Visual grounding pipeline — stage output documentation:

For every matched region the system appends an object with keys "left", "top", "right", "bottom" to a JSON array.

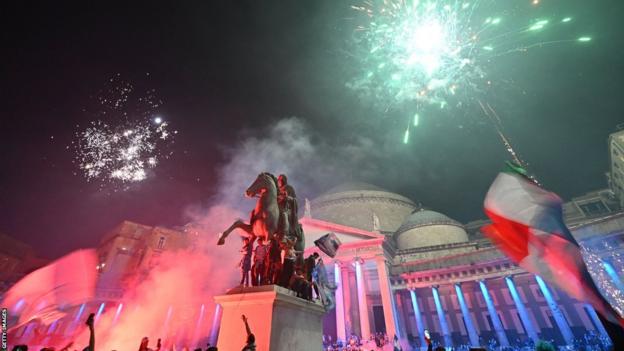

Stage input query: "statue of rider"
[
  {"left": 277, "top": 174, "right": 305, "bottom": 268},
  {"left": 277, "top": 174, "right": 299, "bottom": 237}
]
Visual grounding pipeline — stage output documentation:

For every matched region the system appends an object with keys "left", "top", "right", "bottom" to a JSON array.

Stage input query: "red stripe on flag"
[
  {"left": 483, "top": 209, "right": 531, "bottom": 263},
  {"left": 484, "top": 209, "right": 624, "bottom": 327}
]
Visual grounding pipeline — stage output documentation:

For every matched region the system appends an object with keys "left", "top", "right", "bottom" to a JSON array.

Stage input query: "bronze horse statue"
[
  {"left": 218, "top": 172, "right": 305, "bottom": 268},
  {"left": 218, "top": 172, "right": 280, "bottom": 245}
]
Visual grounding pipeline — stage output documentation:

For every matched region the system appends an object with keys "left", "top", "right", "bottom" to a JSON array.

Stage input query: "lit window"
[
  {"left": 579, "top": 201, "right": 609, "bottom": 216},
  {"left": 157, "top": 236, "right": 166, "bottom": 249}
]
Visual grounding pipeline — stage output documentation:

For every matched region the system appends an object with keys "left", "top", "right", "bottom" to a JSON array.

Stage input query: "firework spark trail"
[
  {"left": 73, "top": 75, "right": 176, "bottom": 189},
  {"left": 348, "top": 0, "right": 592, "bottom": 143},
  {"left": 477, "top": 100, "right": 519, "bottom": 161}
]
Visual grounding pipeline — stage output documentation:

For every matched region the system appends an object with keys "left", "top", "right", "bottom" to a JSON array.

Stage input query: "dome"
[
  {"left": 310, "top": 182, "right": 419, "bottom": 233},
  {"left": 394, "top": 210, "right": 468, "bottom": 250},
  {"left": 324, "top": 182, "right": 387, "bottom": 193}
]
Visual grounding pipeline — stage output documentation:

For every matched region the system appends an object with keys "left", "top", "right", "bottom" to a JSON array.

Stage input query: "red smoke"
[{"left": 71, "top": 205, "right": 242, "bottom": 351}]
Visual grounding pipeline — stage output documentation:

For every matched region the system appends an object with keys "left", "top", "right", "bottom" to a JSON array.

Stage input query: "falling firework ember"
[
  {"left": 73, "top": 75, "right": 176, "bottom": 188},
  {"left": 582, "top": 247, "right": 624, "bottom": 317},
  {"left": 347, "top": 0, "right": 591, "bottom": 143}
]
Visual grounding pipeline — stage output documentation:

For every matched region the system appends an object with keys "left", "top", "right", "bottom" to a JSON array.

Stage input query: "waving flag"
[
  {"left": 2, "top": 249, "right": 98, "bottom": 328},
  {"left": 314, "top": 232, "right": 342, "bottom": 258},
  {"left": 482, "top": 169, "right": 622, "bottom": 326}
]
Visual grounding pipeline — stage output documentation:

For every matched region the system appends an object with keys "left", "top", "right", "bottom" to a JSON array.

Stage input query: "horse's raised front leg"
[{"left": 217, "top": 219, "right": 254, "bottom": 245}]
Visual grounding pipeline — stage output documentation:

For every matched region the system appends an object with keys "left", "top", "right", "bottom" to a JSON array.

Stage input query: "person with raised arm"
[
  {"left": 84, "top": 313, "right": 95, "bottom": 351},
  {"left": 241, "top": 315, "right": 255, "bottom": 351}
]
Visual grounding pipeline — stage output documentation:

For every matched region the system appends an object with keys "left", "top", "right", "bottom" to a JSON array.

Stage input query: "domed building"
[
  {"left": 310, "top": 182, "right": 419, "bottom": 233},
  {"left": 299, "top": 181, "right": 623, "bottom": 349},
  {"left": 394, "top": 210, "right": 468, "bottom": 250}
]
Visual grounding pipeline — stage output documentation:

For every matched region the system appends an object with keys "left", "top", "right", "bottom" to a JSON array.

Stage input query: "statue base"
[{"left": 214, "top": 284, "right": 325, "bottom": 351}]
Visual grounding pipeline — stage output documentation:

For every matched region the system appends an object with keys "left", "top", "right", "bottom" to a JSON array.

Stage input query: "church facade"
[{"left": 300, "top": 182, "right": 624, "bottom": 348}]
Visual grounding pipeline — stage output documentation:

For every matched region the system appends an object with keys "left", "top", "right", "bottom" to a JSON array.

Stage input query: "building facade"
[
  {"left": 95, "top": 220, "right": 192, "bottom": 301},
  {"left": 0, "top": 232, "right": 48, "bottom": 294},
  {"left": 609, "top": 128, "right": 624, "bottom": 209},
  {"left": 300, "top": 182, "right": 624, "bottom": 349}
]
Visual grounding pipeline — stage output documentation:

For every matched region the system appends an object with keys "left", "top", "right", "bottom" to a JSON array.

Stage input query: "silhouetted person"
[
  {"left": 239, "top": 237, "right": 253, "bottom": 287},
  {"left": 266, "top": 235, "right": 282, "bottom": 284},
  {"left": 424, "top": 329, "right": 432, "bottom": 351},
  {"left": 303, "top": 252, "right": 319, "bottom": 281},
  {"left": 251, "top": 237, "right": 268, "bottom": 285},
  {"left": 84, "top": 313, "right": 95, "bottom": 351},
  {"left": 139, "top": 337, "right": 149, "bottom": 351},
  {"left": 241, "top": 315, "right": 255, "bottom": 351},
  {"left": 393, "top": 335, "right": 402, "bottom": 351},
  {"left": 304, "top": 252, "right": 320, "bottom": 298},
  {"left": 278, "top": 237, "right": 296, "bottom": 288}
]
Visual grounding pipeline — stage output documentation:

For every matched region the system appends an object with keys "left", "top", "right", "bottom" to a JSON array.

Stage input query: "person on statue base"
[
  {"left": 266, "top": 234, "right": 282, "bottom": 284},
  {"left": 238, "top": 237, "right": 253, "bottom": 287},
  {"left": 251, "top": 236, "right": 268, "bottom": 285},
  {"left": 289, "top": 269, "right": 311, "bottom": 300},
  {"left": 303, "top": 252, "right": 319, "bottom": 281},
  {"left": 278, "top": 236, "right": 297, "bottom": 288},
  {"left": 304, "top": 252, "right": 321, "bottom": 298}
]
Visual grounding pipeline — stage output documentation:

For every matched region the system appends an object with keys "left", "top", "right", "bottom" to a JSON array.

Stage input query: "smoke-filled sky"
[{"left": 1, "top": 1, "right": 623, "bottom": 258}]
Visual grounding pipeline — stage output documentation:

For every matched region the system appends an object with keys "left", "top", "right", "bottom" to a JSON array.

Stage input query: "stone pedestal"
[{"left": 214, "top": 285, "right": 325, "bottom": 351}]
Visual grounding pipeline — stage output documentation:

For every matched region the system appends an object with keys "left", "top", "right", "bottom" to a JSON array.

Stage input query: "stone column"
[
  {"left": 375, "top": 256, "right": 400, "bottom": 338},
  {"left": 454, "top": 283, "right": 479, "bottom": 346},
  {"left": 504, "top": 276, "right": 538, "bottom": 344},
  {"left": 584, "top": 303, "right": 611, "bottom": 343},
  {"left": 208, "top": 304, "right": 222, "bottom": 347},
  {"left": 334, "top": 261, "right": 347, "bottom": 343},
  {"left": 604, "top": 260, "right": 624, "bottom": 292},
  {"left": 478, "top": 280, "right": 509, "bottom": 347},
  {"left": 355, "top": 258, "right": 371, "bottom": 339},
  {"left": 65, "top": 302, "right": 86, "bottom": 335},
  {"left": 410, "top": 289, "right": 427, "bottom": 348},
  {"left": 395, "top": 291, "right": 409, "bottom": 338},
  {"left": 341, "top": 264, "right": 353, "bottom": 336},
  {"left": 534, "top": 275, "right": 574, "bottom": 345},
  {"left": 432, "top": 286, "right": 452, "bottom": 347}
]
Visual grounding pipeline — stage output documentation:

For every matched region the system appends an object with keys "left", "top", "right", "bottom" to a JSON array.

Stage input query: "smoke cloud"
[
  {"left": 70, "top": 116, "right": 425, "bottom": 350},
  {"left": 216, "top": 116, "right": 427, "bottom": 208}
]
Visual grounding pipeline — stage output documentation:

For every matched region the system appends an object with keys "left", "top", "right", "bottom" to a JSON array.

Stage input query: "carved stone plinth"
[{"left": 214, "top": 285, "right": 325, "bottom": 351}]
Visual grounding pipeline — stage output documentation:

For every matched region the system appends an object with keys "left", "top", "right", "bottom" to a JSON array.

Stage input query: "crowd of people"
[
  {"left": 317, "top": 330, "right": 613, "bottom": 351},
  {"left": 321, "top": 332, "right": 403, "bottom": 351},
  {"left": 238, "top": 232, "right": 322, "bottom": 302},
  {"left": 7, "top": 314, "right": 616, "bottom": 351},
  {"left": 9, "top": 313, "right": 254, "bottom": 351}
]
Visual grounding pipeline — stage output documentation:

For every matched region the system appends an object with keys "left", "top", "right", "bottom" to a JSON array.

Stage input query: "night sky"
[{"left": 2, "top": 1, "right": 623, "bottom": 258}]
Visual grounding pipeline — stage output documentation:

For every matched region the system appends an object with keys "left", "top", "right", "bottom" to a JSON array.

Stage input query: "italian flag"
[{"left": 483, "top": 168, "right": 623, "bottom": 326}]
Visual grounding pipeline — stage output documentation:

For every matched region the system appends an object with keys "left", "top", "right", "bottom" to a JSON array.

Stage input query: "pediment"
[{"left": 300, "top": 217, "right": 385, "bottom": 250}]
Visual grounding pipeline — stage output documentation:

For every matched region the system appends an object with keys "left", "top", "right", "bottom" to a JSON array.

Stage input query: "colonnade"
[{"left": 332, "top": 264, "right": 611, "bottom": 347}]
